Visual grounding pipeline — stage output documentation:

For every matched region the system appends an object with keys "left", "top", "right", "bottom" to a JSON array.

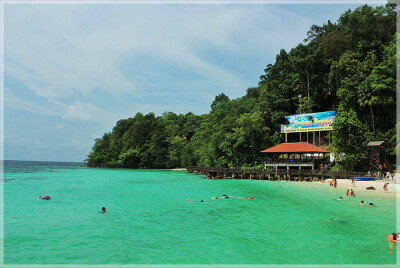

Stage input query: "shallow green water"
[{"left": 3, "top": 161, "right": 398, "bottom": 265}]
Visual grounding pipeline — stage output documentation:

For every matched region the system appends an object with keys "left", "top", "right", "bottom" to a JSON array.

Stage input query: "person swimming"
[
  {"left": 187, "top": 199, "right": 204, "bottom": 202},
  {"left": 350, "top": 189, "right": 355, "bottom": 196},
  {"left": 39, "top": 196, "right": 51, "bottom": 200},
  {"left": 100, "top": 207, "right": 107, "bottom": 213},
  {"left": 323, "top": 219, "right": 346, "bottom": 222},
  {"left": 369, "top": 202, "right": 374, "bottom": 207},
  {"left": 211, "top": 197, "right": 218, "bottom": 199},
  {"left": 339, "top": 197, "right": 343, "bottom": 200},
  {"left": 345, "top": 189, "right": 349, "bottom": 196},
  {"left": 360, "top": 200, "right": 364, "bottom": 205}
]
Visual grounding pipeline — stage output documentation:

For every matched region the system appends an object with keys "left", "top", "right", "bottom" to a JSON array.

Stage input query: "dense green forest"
[{"left": 88, "top": 4, "right": 397, "bottom": 171}]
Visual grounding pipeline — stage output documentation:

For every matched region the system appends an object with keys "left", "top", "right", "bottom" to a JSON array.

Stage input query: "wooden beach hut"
[
  {"left": 83, "top": 158, "right": 91, "bottom": 166},
  {"left": 261, "top": 142, "right": 330, "bottom": 171}
]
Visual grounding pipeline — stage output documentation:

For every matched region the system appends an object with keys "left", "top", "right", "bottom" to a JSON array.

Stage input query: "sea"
[{"left": 2, "top": 160, "right": 398, "bottom": 265}]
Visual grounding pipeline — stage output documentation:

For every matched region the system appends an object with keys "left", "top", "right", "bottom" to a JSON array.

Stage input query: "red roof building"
[
  {"left": 260, "top": 142, "right": 330, "bottom": 171},
  {"left": 260, "top": 142, "right": 330, "bottom": 154}
]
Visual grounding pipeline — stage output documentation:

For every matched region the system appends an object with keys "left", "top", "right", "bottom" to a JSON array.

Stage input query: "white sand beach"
[{"left": 324, "top": 174, "right": 400, "bottom": 196}]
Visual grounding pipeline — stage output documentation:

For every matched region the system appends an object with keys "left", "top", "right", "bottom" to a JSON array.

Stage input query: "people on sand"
[
  {"left": 329, "top": 180, "right": 334, "bottom": 187},
  {"left": 360, "top": 200, "right": 364, "bottom": 205},
  {"left": 333, "top": 179, "right": 337, "bottom": 188},
  {"left": 39, "top": 196, "right": 51, "bottom": 200},
  {"left": 352, "top": 178, "right": 355, "bottom": 186},
  {"left": 383, "top": 182, "right": 389, "bottom": 192},
  {"left": 100, "top": 207, "right": 107, "bottom": 213},
  {"left": 187, "top": 199, "right": 204, "bottom": 202}
]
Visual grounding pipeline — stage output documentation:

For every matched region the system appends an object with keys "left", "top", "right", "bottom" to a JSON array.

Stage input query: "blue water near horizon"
[{"left": 3, "top": 160, "right": 398, "bottom": 265}]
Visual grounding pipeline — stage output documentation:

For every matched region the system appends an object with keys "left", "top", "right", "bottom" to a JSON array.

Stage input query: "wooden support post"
[
  {"left": 313, "top": 131, "right": 315, "bottom": 145},
  {"left": 329, "top": 131, "right": 331, "bottom": 146},
  {"left": 319, "top": 131, "right": 321, "bottom": 147}
]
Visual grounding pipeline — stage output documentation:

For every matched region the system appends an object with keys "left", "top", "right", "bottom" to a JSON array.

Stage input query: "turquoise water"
[{"left": 3, "top": 161, "right": 398, "bottom": 265}]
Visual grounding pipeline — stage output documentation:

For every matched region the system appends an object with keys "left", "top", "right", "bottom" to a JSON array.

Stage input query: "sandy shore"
[{"left": 323, "top": 174, "right": 400, "bottom": 196}]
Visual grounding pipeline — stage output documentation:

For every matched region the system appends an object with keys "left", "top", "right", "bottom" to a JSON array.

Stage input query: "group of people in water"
[
  {"left": 345, "top": 189, "right": 356, "bottom": 197},
  {"left": 187, "top": 194, "right": 253, "bottom": 202},
  {"left": 39, "top": 195, "right": 107, "bottom": 213}
]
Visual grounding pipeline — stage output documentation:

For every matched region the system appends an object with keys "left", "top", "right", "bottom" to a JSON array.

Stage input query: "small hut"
[
  {"left": 83, "top": 158, "right": 91, "bottom": 166},
  {"left": 367, "top": 141, "right": 391, "bottom": 171}
]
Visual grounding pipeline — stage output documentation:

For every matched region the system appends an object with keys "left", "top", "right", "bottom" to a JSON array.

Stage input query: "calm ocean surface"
[{"left": 3, "top": 161, "right": 397, "bottom": 265}]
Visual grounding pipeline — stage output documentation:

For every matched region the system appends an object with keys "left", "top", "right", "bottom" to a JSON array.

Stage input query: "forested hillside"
[{"left": 88, "top": 4, "right": 396, "bottom": 171}]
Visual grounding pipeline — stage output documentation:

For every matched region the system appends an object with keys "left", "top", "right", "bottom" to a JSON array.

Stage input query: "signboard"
[{"left": 280, "top": 111, "right": 335, "bottom": 133}]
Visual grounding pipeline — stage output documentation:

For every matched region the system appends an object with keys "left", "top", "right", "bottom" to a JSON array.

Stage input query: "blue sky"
[{"left": 3, "top": 1, "right": 386, "bottom": 162}]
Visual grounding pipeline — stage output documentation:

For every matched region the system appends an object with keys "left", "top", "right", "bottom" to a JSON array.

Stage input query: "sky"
[{"left": 2, "top": 0, "right": 387, "bottom": 162}]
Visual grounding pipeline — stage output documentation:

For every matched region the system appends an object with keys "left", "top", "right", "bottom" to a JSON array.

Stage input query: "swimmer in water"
[
  {"left": 39, "top": 196, "right": 51, "bottom": 200},
  {"left": 369, "top": 203, "right": 374, "bottom": 207},
  {"left": 350, "top": 189, "right": 355, "bottom": 196},
  {"left": 187, "top": 199, "right": 204, "bottom": 202},
  {"left": 345, "top": 189, "right": 349, "bottom": 196},
  {"left": 339, "top": 197, "right": 343, "bottom": 200},
  {"left": 211, "top": 197, "right": 218, "bottom": 199},
  {"left": 100, "top": 207, "right": 107, "bottom": 213},
  {"left": 360, "top": 200, "right": 364, "bottom": 205},
  {"left": 323, "top": 219, "right": 346, "bottom": 222}
]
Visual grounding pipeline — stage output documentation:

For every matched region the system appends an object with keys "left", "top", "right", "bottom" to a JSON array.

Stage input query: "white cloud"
[
  {"left": 4, "top": 4, "right": 313, "bottom": 103},
  {"left": 5, "top": 88, "right": 60, "bottom": 116}
]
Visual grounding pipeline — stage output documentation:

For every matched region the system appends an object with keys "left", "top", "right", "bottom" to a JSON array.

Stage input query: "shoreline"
[{"left": 321, "top": 177, "right": 400, "bottom": 196}]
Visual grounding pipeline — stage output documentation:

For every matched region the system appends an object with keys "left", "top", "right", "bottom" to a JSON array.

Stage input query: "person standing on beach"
[
  {"left": 383, "top": 182, "right": 389, "bottom": 192},
  {"left": 352, "top": 178, "right": 355, "bottom": 186},
  {"left": 333, "top": 179, "right": 337, "bottom": 188}
]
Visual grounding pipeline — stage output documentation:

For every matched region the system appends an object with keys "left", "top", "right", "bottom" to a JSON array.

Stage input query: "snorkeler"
[{"left": 187, "top": 199, "right": 204, "bottom": 202}]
